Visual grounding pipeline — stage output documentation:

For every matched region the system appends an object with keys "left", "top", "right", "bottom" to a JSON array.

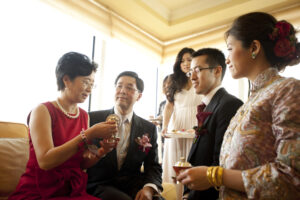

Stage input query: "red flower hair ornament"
[{"left": 269, "top": 21, "right": 297, "bottom": 59}]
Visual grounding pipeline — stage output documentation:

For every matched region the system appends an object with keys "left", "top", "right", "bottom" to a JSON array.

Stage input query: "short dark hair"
[
  {"left": 56, "top": 52, "right": 97, "bottom": 91},
  {"left": 192, "top": 48, "right": 226, "bottom": 81},
  {"left": 114, "top": 71, "right": 144, "bottom": 93}
]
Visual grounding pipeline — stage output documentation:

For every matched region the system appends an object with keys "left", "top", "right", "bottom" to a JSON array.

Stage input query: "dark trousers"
[
  {"left": 187, "top": 188, "right": 219, "bottom": 200},
  {"left": 93, "top": 185, "right": 132, "bottom": 200},
  {"left": 92, "top": 185, "right": 165, "bottom": 200},
  {"left": 89, "top": 174, "right": 165, "bottom": 200}
]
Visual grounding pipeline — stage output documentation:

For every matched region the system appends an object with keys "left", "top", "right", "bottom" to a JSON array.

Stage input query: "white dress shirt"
[
  {"left": 113, "top": 107, "right": 159, "bottom": 193},
  {"left": 202, "top": 85, "right": 222, "bottom": 106}
]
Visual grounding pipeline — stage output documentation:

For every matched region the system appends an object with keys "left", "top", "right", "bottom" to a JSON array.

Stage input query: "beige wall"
[
  {"left": 41, "top": 0, "right": 300, "bottom": 101},
  {"left": 42, "top": 0, "right": 300, "bottom": 60}
]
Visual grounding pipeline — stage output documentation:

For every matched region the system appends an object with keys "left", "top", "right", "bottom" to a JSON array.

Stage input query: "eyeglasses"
[
  {"left": 82, "top": 80, "right": 96, "bottom": 89},
  {"left": 116, "top": 84, "right": 139, "bottom": 93},
  {"left": 186, "top": 66, "right": 216, "bottom": 77}
]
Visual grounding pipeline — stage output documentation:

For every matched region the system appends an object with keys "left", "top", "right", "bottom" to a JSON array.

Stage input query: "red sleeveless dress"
[{"left": 8, "top": 102, "right": 100, "bottom": 200}]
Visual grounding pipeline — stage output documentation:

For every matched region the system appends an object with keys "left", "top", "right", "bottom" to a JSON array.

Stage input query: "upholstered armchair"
[
  {"left": 0, "top": 121, "right": 176, "bottom": 200},
  {"left": 0, "top": 121, "right": 29, "bottom": 200}
]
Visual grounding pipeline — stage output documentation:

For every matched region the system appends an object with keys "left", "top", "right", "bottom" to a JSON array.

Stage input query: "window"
[
  {"left": 0, "top": 0, "right": 101, "bottom": 123},
  {"left": 96, "top": 38, "right": 159, "bottom": 118},
  {"left": 0, "top": 0, "right": 159, "bottom": 123}
]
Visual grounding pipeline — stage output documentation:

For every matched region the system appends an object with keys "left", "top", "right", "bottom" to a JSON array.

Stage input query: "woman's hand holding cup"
[{"left": 87, "top": 121, "right": 118, "bottom": 140}]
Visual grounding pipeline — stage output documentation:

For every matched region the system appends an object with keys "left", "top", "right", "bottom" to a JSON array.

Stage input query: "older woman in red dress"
[{"left": 9, "top": 52, "right": 118, "bottom": 199}]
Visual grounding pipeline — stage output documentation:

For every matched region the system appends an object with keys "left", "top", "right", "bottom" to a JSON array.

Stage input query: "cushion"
[
  {"left": 0, "top": 121, "right": 28, "bottom": 138},
  {"left": 0, "top": 138, "right": 29, "bottom": 198},
  {"left": 161, "top": 182, "right": 176, "bottom": 200}
]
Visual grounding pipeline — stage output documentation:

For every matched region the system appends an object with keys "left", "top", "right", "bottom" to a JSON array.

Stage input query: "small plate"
[
  {"left": 148, "top": 118, "right": 162, "bottom": 122},
  {"left": 165, "top": 129, "right": 195, "bottom": 138}
]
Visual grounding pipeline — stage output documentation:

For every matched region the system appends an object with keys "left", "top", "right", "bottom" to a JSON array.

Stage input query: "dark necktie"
[{"left": 197, "top": 102, "right": 206, "bottom": 114}]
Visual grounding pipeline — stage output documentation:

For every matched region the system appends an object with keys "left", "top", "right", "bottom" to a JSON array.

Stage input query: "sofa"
[
  {"left": 0, "top": 121, "right": 29, "bottom": 200},
  {"left": 0, "top": 121, "right": 176, "bottom": 200}
]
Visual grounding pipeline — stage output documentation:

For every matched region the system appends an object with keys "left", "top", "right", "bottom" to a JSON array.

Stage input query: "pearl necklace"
[{"left": 56, "top": 99, "right": 80, "bottom": 119}]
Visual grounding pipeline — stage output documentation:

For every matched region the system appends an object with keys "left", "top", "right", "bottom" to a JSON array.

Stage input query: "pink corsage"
[{"left": 135, "top": 134, "right": 152, "bottom": 154}]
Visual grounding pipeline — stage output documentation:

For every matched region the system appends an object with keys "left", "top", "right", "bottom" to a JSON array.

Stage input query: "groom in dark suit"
[
  {"left": 182, "top": 48, "right": 243, "bottom": 200},
  {"left": 87, "top": 71, "right": 163, "bottom": 200}
]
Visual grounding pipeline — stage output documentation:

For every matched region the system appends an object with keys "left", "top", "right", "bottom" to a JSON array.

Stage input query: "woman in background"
[
  {"left": 9, "top": 52, "right": 118, "bottom": 199},
  {"left": 156, "top": 75, "right": 171, "bottom": 130},
  {"left": 153, "top": 74, "right": 171, "bottom": 163},
  {"left": 151, "top": 75, "right": 171, "bottom": 131},
  {"left": 162, "top": 47, "right": 203, "bottom": 183},
  {"left": 177, "top": 12, "right": 300, "bottom": 199}
]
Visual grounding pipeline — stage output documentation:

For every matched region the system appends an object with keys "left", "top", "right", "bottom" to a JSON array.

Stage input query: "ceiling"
[{"left": 92, "top": 0, "right": 300, "bottom": 43}]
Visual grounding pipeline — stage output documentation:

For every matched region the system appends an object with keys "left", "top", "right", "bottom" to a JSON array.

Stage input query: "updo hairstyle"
[{"left": 225, "top": 12, "right": 300, "bottom": 70}]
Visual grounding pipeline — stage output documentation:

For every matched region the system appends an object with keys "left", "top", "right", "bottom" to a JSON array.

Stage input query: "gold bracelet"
[
  {"left": 212, "top": 166, "right": 218, "bottom": 186},
  {"left": 206, "top": 167, "right": 214, "bottom": 186},
  {"left": 217, "top": 166, "right": 224, "bottom": 186},
  {"left": 206, "top": 166, "right": 224, "bottom": 191}
]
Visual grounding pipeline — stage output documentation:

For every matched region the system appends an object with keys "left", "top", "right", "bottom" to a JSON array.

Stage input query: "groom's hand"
[{"left": 135, "top": 186, "right": 155, "bottom": 200}]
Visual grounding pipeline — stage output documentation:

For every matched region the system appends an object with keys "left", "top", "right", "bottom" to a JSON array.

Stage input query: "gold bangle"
[
  {"left": 213, "top": 167, "right": 220, "bottom": 191},
  {"left": 212, "top": 166, "right": 218, "bottom": 186},
  {"left": 206, "top": 166, "right": 224, "bottom": 191},
  {"left": 206, "top": 167, "right": 214, "bottom": 186},
  {"left": 214, "top": 167, "right": 220, "bottom": 191},
  {"left": 217, "top": 167, "right": 224, "bottom": 186}
]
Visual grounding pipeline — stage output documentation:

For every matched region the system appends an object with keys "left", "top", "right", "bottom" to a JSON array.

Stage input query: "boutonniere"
[
  {"left": 135, "top": 134, "right": 152, "bottom": 154},
  {"left": 193, "top": 111, "right": 212, "bottom": 143}
]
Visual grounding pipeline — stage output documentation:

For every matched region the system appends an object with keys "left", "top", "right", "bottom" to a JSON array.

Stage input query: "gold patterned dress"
[{"left": 219, "top": 68, "right": 300, "bottom": 200}]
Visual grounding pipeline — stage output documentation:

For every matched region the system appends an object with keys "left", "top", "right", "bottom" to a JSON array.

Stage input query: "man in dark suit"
[
  {"left": 180, "top": 48, "right": 243, "bottom": 200},
  {"left": 87, "top": 71, "right": 163, "bottom": 200}
]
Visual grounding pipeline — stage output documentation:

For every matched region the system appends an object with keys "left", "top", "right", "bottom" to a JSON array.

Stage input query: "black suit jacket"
[
  {"left": 186, "top": 88, "right": 243, "bottom": 200},
  {"left": 87, "top": 108, "right": 163, "bottom": 197}
]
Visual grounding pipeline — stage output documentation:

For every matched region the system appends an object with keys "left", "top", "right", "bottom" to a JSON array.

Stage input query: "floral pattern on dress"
[{"left": 219, "top": 68, "right": 300, "bottom": 200}]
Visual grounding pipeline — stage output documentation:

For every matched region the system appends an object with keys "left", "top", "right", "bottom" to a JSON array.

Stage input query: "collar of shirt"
[
  {"left": 202, "top": 85, "right": 222, "bottom": 106},
  {"left": 113, "top": 107, "right": 133, "bottom": 123}
]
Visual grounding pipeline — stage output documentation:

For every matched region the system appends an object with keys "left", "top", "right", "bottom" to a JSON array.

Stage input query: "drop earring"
[{"left": 251, "top": 52, "right": 256, "bottom": 59}]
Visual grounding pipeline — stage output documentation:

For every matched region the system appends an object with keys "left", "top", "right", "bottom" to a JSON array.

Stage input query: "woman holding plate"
[{"left": 162, "top": 47, "right": 203, "bottom": 183}]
